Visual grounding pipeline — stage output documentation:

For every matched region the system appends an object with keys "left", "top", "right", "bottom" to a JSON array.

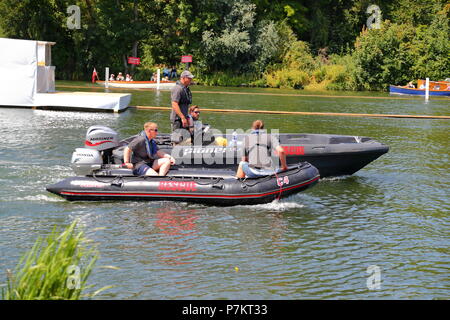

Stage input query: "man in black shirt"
[{"left": 170, "top": 70, "right": 194, "bottom": 144}]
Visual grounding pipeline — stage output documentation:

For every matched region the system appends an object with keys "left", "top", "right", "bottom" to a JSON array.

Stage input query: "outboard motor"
[
  {"left": 71, "top": 126, "right": 120, "bottom": 176},
  {"left": 71, "top": 148, "right": 103, "bottom": 176},
  {"left": 84, "top": 125, "right": 119, "bottom": 164}
]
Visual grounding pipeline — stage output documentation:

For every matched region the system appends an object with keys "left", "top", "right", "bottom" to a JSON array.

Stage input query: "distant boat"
[
  {"left": 96, "top": 80, "right": 176, "bottom": 90},
  {"left": 390, "top": 80, "right": 450, "bottom": 96}
]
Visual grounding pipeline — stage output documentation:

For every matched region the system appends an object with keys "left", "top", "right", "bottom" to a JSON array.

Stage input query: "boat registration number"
[
  {"left": 158, "top": 181, "right": 197, "bottom": 192},
  {"left": 282, "top": 146, "right": 305, "bottom": 155}
]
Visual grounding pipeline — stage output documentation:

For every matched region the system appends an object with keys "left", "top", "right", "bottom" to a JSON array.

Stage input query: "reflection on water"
[
  {"left": 154, "top": 208, "right": 199, "bottom": 266},
  {"left": 155, "top": 208, "right": 198, "bottom": 237},
  {"left": 0, "top": 89, "right": 449, "bottom": 299}
]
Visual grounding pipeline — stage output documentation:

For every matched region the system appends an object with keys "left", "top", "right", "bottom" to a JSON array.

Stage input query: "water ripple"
[{"left": 1, "top": 99, "right": 449, "bottom": 299}]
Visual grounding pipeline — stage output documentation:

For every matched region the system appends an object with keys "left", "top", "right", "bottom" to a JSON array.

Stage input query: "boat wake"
[
  {"left": 320, "top": 175, "right": 352, "bottom": 182},
  {"left": 237, "top": 199, "right": 305, "bottom": 212},
  {"left": 16, "top": 194, "right": 65, "bottom": 202}
]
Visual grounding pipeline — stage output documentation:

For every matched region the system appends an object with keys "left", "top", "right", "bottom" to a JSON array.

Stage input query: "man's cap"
[{"left": 180, "top": 70, "right": 194, "bottom": 79}]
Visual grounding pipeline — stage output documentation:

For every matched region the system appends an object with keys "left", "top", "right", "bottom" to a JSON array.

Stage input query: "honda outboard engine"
[
  {"left": 71, "top": 148, "right": 103, "bottom": 176},
  {"left": 71, "top": 126, "right": 120, "bottom": 176}
]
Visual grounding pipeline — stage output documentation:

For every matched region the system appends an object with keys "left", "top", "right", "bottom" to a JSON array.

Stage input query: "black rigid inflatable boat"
[
  {"left": 46, "top": 163, "right": 320, "bottom": 206},
  {"left": 113, "top": 132, "right": 389, "bottom": 178},
  {"left": 46, "top": 125, "right": 388, "bottom": 206}
]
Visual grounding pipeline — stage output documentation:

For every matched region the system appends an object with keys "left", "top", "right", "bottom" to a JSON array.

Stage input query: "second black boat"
[{"left": 105, "top": 129, "right": 389, "bottom": 178}]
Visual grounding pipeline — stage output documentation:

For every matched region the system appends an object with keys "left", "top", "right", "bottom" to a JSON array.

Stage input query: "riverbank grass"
[{"left": 2, "top": 220, "right": 107, "bottom": 300}]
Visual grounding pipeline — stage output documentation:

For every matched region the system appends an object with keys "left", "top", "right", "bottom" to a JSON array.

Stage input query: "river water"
[{"left": 0, "top": 85, "right": 449, "bottom": 299}]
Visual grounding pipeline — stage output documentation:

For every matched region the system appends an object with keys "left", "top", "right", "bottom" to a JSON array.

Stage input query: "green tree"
[
  {"left": 0, "top": 0, "right": 447, "bottom": 85},
  {"left": 252, "top": 20, "right": 284, "bottom": 74},
  {"left": 140, "top": 0, "right": 228, "bottom": 68},
  {"left": 94, "top": 0, "right": 155, "bottom": 76},
  {"left": 352, "top": 2, "right": 449, "bottom": 90},
  {"left": 251, "top": 0, "right": 309, "bottom": 38},
  {"left": 386, "top": 0, "right": 447, "bottom": 26},
  {"left": 0, "top": 0, "right": 82, "bottom": 79},
  {"left": 352, "top": 21, "right": 416, "bottom": 90},
  {"left": 199, "top": 0, "right": 285, "bottom": 76},
  {"left": 0, "top": 0, "right": 164, "bottom": 80},
  {"left": 409, "top": 8, "right": 450, "bottom": 81},
  {"left": 201, "top": 0, "right": 257, "bottom": 73}
]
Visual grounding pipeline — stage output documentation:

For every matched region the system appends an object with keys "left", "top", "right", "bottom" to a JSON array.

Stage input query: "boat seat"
[
  {"left": 93, "top": 167, "right": 238, "bottom": 179},
  {"left": 167, "top": 168, "right": 237, "bottom": 179}
]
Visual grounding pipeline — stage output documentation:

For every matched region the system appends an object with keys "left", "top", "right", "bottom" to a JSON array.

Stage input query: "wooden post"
[
  {"left": 157, "top": 68, "right": 160, "bottom": 90},
  {"left": 425, "top": 77, "right": 430, "bottom": 100},
  {"left": 105, "top": 67, "right": 109, "bottom": 89}
]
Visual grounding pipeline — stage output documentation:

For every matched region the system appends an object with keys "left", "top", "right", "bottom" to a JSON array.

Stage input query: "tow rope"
[{"left": 274, "top": 170, "right": 283, "bottom": 201}]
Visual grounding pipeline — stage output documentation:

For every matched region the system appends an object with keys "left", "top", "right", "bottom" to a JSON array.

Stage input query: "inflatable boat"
[
  {"left": 110, "top": 132, "right": 388, "bottom": 178},
  {"left": 67, "top": 125, "right": 388, "bottom": 178},
  {"left": 46, "top": 163, "right": 320, "bottom": 206}
]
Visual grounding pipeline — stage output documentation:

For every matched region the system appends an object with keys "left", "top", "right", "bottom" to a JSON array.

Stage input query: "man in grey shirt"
[
  {"left": 170, "top": 70, "right": 194, "bottom": 143},
  {"left": 123, "top": 122, "right": 175, "bottom": 176}
]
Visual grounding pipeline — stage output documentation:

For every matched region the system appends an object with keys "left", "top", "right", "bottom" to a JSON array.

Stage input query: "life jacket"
[
  {"left": 139, "top": 131, "right": 158, "bottom": 159},
  {"left": 245, "top": 130, "right": 273, "bottom": 169}
]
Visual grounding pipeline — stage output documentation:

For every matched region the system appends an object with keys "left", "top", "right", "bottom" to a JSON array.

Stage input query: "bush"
[
  {"left": 324, "top": 54, "right": 359, "bottom": 90},
  {"left": 261, "top": 39, "right": 315, "bottom": 89},
  {"left": 196, "top": 71, "right": 256, "bottom": 87},
  {"left": 312, "top": 67, "right": 327, "bottom": 83},
  {"left": 249, "top": 78, "right": 268, "bottom": 87},
  {"left": 133, "top": 68, "right": 154, "bottom": 81},
  {"left": 265, "top": 69, "right": 310, "bottom": 89},
  {"left": 281, "top": 41, "right": 317, "bottom": 73}
]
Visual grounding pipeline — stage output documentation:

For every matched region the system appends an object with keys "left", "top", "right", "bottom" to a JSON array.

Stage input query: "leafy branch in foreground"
[{"left": 2, "top": 220, "right": 114, "bottom": 300}]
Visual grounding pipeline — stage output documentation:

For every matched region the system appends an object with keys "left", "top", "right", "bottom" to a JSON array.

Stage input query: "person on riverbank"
[
  {"left": 170, "top": 66, "right": 178, "bottom": 79},
  {"left": 116, "top": 72, "right": 125, "bottom": 81},
  {"left": 170, "top": 70, "right": 194, "bottom": 144},
  {"left": 123, "top": 122, "right": 175, "bottom": 176},
  {"left": 236, "top": 120, "right": 288, "bottom": 178},
  {"left": 163, "top": 67, "right": 171, "bottom": 79}
]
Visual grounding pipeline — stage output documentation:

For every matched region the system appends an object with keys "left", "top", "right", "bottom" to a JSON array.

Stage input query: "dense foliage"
[{"left": 0, "top": 0, "right": 448, "bottom": 90}]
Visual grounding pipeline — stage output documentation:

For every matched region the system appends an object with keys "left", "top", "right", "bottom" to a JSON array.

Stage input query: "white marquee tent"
[{"left": 0, "top": 38, "right": 130, "bottom": 112}]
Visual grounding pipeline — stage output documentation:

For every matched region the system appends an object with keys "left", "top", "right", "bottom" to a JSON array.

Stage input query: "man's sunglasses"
[
  {"left": 193, "top": 111, "right": 200, "bottom": 114},
  {"left": 149, "top": 129, "right": 158, "bottom": 132}
]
